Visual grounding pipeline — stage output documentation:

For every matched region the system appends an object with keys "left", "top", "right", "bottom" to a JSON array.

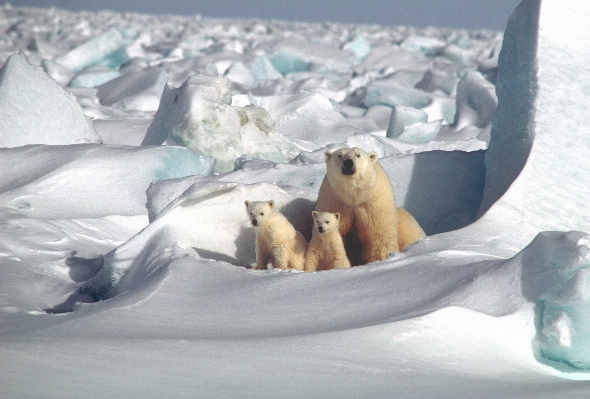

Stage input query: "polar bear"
[
  {"left": 315, "top": 147, "right": 425, "bottom": 265},
  {"left": 304, "top": 211, "right": 351, "bottom": 272},
  {"left": 245, "top": 200, "right": 307, "bottom": 271}
]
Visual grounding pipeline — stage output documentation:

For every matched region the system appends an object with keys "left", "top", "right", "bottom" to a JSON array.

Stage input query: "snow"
[{"left": 2, "top": 1, "right": 590, "bottom": 398}]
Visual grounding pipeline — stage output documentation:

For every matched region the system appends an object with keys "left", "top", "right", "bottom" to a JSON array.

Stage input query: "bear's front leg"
[
  {"left": 356, "top": 206, "right": 399, "bottom": 263},
  {"left": 255, "top": 238, "right": 271, "bottom": 270},
  {"left": 272, "top": 244, "right": 290, "bottom": 269},
  {"left": 304, "top": 246, "right": 321, "bottom": 272},
  {"left": 332, "top": 255, "right": 351, "bottom": 269},
  {"left": 360, "top": 228, "right": 399, "bottom": 263}
]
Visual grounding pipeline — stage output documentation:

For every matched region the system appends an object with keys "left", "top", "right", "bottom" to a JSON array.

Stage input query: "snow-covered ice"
[{"left": 2, "top": 1, "right": 590, "bottom": 398}]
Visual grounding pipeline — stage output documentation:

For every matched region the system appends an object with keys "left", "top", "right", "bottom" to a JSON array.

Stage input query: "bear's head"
[
  {"left": 312, "top": 211, "right": 340, "bottom": 234},
  {"left": 324, "top": 147, "right": 379, "bottom": 205},
  {"left": 244, "top": 200, "right": 274, "bottom": 227}
]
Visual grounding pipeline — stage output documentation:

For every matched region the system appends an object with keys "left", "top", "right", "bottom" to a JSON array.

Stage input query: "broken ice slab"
[
  {"left": 41, "top": 58, "right": 74, "bottom": 86},
  {"left": 0, "top": 144, "right": 215, "bottom": 219},
  {"left": 387, "top": 105, "right": 428, "bottom": 138},
  {"left": 251, "top": 91, "right": 360, "bottom": 147},
  {"left": 144, "top": 74, "right": 300, "bottom": 173},
  {"left": 0, "top": 53, "right": 100, "bottom": 147},
  {"left": 94, "top": 116, "right": 154, "bottom": 146},
  {"left": 513, "top": 231, "right": 590, "bottom": 371},
  {"left": 415, "top": 69, "right": 458, "bottom": 96},
  {"left": 452, "top": 71, "right": 497, "bottom": 131},
  {"left": 96, "top": 67, "right": 168, "bottom": 112},
  {"left": 261, "top": 38, "right": 355, "bottom": 75},
  {"left": 394, "top": 120, "right": 443, "bottom": 144},
  {"left": 54, "top": 27, "right": 129, "bottom": 73},
  {"left": 68, "top": 65, "right": 120, "bottom": 88},
  {"left": 365, "top": 78, "right": 433, "bottom": 109},
  {"left": 343, "top": 36, "right": 371, "bottom": 61},
  {"left": 401, "top": 35, "right": 447, "bottom": 56}
]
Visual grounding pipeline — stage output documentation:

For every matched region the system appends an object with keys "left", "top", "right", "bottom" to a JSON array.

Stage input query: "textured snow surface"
[{"left": 1, "top": 1, "right": 590, "bottom": 398}]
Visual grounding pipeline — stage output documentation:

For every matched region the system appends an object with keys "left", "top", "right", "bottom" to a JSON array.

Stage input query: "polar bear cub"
[
  {"left": 304, "top": 211, "right": 351, "bottom": 272},
  {"left": 245, "top": 200, "right": 307, "bottom": 271}
]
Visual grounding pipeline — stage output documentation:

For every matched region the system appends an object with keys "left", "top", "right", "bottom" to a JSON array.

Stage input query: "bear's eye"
[
  {"left": 325, "top": 221, "right": 329, "bottom": 224},
  {"left": 356, "top": 154, "right": 361, "bottom": 158},
  {"left": 337, "top": 154, "right": 342, "bottom": 158},
  {"left": 260, "top": 212, "right": 264, "bottom": 216}
]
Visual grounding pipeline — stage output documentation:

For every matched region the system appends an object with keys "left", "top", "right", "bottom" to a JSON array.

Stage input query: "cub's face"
[
  {"left": 312, "top": 211, "right": 340, "bottom": 234},
  {"left": 245, "top": 200, "right": 274, "bottom": 227},
  {"left": 324, "top": 147, "right": 378, "bottom": 177}
]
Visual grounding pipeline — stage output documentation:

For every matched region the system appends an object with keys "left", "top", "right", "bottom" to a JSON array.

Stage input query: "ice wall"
[{"left": 475, "top": 0, "right": 590, "bottom": 244}]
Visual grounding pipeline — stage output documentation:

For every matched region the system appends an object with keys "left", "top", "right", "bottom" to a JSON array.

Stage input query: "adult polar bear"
[{"left": 315, "top": 147, "right": 426, "bottom": 265}]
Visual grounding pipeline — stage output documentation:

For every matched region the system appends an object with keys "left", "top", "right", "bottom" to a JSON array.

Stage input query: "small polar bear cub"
[
  {"left": 245, "top": 200, "right": 307, "bottom": 271},
  {"left": 304, "top": 211, "right": 351, "bottom": 272}
]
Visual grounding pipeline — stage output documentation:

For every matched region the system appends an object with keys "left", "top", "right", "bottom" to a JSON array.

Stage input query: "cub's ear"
[
  {"left": 324, "top": 150, "right": 333, "bottom": 163},
  {"left": 268, "top": 200, "right": 274, "bottom": 208},
  {"left": 369, "top": 152, "right": 378, "bottom": 162},
  {"left": 334, "top": 212, "right": 340, "bottom": 220},
  {"left": 244, "top": 200, "right": 249, "bottom": 208},
  {"left": 312, "top": 210, "right": 318, "bottom": 218}
]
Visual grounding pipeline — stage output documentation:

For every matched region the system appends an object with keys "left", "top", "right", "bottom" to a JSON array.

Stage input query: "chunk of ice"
[
  {"left": 68, "top": 66, "right": 120, "bottom": 88},
  {"left": 343, "top": 37, "right": 371, "bottom": 61},
  {"left": 145, "top": 74, "right": 300, "bottom": 173},
  {"left": 96, "top": 67, "right": 168, "bottom": 112},
  {"left": 0, "top": 144, "right": 215, "bottom": 219},
  {"left": 453, "top": 71, "right": 497, "bottom": 131},
  {"left": 522, "top": 232, "right": 590, "bottom": 370},
  {"left": 401, "top": 35, "right": 447, "bottom": 56},
  {"left": 0, "top": 53, "right": 101, "bottom": 147},
  {"left": 251, "top": 91, "right": 360, "bottom": 147},
  {"left": 386, "top": 105, "right": 429, "bottom": 138},
  {"left": 365, "top": 79, "right": 432, "bottom": 109},
  {"left": 54, "top": 27, "right": 129, "bottom": 73}
]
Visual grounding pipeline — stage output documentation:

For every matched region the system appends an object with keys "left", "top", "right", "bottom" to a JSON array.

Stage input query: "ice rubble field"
[{"left": 2, "top": 0, "right": 590, "bottom": 398}]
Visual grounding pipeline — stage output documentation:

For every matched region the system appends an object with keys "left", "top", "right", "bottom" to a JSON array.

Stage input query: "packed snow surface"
[{"left": 1, "top": 1, "right": 590, "bottom": 398}]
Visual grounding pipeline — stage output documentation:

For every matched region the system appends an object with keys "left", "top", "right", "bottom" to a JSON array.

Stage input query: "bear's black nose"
[
  {"left": 318, "top": 226, "right": 324, "bottom": 233},
  {"left": 342, "top": 158, "right": 354, "bottom": 175}
]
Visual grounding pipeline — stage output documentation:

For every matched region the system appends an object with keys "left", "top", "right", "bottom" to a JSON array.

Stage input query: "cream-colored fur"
[
  {"left": 315, "top": 147, "right": 425, "bottom": 264},
  {"left": 245, "top": 200, "right": 307, "bottom": 271},
  {"left": 304, "top": 211, "right": 351, "bottom": 272}
]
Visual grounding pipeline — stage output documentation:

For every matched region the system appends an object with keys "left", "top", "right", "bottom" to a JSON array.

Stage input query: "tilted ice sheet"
[
  {"left": 0, "top": 53, "right": 100, "bottom": 147},
  {"left": 0, "top": 144, "right": 215, "bottom": 219}
]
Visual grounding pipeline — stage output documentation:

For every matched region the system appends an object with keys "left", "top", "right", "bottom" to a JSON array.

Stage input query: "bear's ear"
[
  {"left": 369, "top": 151, "right": 378, "bottom": 162},
  {"left": 334, "top": 212, "right": 340, "bottom": 220},
  {"left": 268, "top": 200, "right": 274, "bottom": 209},
  {"left": 312, "top": 210, "right": 318, "bottom": 218},
  {"left": 324, "top": 150, "right": 333, "bottom": 163},
  {"left": 244, "top": 200, "right": 249, "bottom": 208}
]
